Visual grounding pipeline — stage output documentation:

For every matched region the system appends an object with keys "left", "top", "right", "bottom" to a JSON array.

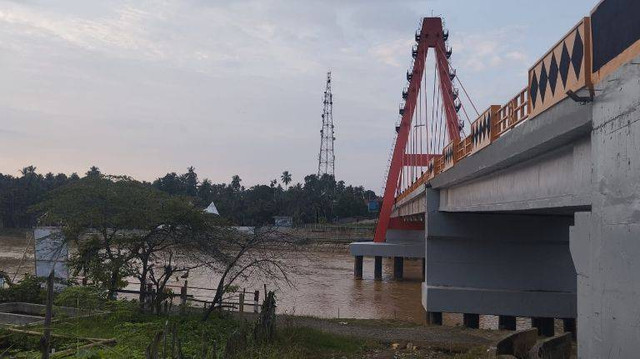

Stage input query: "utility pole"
[{"left": 318, "top": 71, "right": 335, "bottom": 177}]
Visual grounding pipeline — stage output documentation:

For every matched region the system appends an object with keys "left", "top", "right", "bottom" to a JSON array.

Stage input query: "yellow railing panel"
[{"left": 529, "top": 18, "right": 592, "bottom": 119}]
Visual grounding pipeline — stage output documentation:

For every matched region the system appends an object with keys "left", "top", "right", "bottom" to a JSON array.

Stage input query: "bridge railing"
[
  {"left": 494, "top": 88, "right": 529, "bottom": 138},
  {"left": 395, "top": 17, "right": 595, "bottom": 202},
  {"left": 528, "top": 17, "right": 592, "bottom": 119}
]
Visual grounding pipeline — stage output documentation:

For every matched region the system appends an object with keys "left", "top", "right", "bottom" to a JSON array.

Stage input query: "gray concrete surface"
[
  {"left": 0, "top": 302, "right": 79, "bottom": 326},
  {"left": 350, "top": 229, "right": 425, "bottom": 258},
  {"left": 568, "top": 55, "right": 640, "bottom": 359},
  {"left": 439, "top": 137, "right": 592, "bottom": 213},
  {"left": 422, "top": 189, "right": 577, "bottom": 319}
]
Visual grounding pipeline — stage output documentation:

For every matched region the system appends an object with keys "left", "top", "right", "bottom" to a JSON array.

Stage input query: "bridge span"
[{"left": 351, "top": 0, "right": 640, "bottom": 357}]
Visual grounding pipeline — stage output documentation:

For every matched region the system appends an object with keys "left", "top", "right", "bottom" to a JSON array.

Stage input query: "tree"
[
  {"left": 199, "top": 228, "right": 300, "bottom": 321},
  {"left": 85, "top": 166, "right": 101, "bottom": 178},
  {"left": 1, "top": 165, "right": 377, "bottom": 230},
  {"left": 231, "top": 175, "right": 242, "bottom": 192},
  {"left": 35, "top": 175, "right": 216, "bottom": 304},
  {"left": 182, "top": 166, "right": 198, "bottom": 197},
  {"left": 280, "top": 171, "right": 292, "bottom": 188}
]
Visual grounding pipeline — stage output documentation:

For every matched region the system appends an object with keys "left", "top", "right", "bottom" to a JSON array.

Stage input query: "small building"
[
  {"left": 273, "top": 216, "right": 293, "bottom": 228},
  {"left": 204, "top": 202, "right": 220, "bottom": 215}
]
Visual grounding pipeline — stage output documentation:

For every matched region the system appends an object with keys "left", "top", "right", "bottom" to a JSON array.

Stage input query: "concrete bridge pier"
[
  {"left": 350, "top": 229, "right": 425, "bottom": 281},
  {"left": 562, "top": 318, "right": 576, "bottom": 340},
  {"left": 353, "top": 256, "right": 363, "bottom": 279},
  {"left": 532, "top": 317, "right": 555, "bottom": 337},
  {"left": 374, "top": 256, "right": 382, "bottom": 281},
  {"left": 499, "top": 316, "right": 517, "bottom": 331},
  {"left": 463, "top": 314, "right": 480, "bottom": 329},
  {"left": 393, "top": 257, "right": 404, "bottom": 280},
  {"left": 426, "top": 311, "right": 442, "bottom": 325}
]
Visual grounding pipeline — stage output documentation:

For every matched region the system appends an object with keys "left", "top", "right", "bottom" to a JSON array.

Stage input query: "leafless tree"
[{"left": 195, "top": 227, "right": 304, "bottom": 321}]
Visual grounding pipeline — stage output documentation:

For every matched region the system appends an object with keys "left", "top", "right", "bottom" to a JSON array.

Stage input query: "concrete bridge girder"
[{"left": 422, "top": 188, "right": 577, "bottom": 319}]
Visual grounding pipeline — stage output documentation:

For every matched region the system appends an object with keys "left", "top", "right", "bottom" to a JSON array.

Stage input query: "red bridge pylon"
[{"left": 374, "top": 17, "right": 467, "bottom": 243}]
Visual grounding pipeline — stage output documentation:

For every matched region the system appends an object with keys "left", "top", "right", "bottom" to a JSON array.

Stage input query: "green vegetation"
[
  {"left": 32, "top": 174, "right": 296, "bottom": 319},
  {"left": 0, "top": 274, "right": 46, "bottom": 304},
  {"left": 0, "top": 300, "right": 375, "bottom": 358},
  {"left": 54, "top": 286, "right": 107, "bottom": 310},
  {"left": 0, "top": 165, "right": 377, "bottom": 229},
  {"left": 36, "top": 174, "right": 223, "bottom": 304}
]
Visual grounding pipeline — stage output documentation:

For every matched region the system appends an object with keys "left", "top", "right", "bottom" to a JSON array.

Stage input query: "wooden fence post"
[
  {"left": 239, "top": 289, "right": 245, "bottom": 313},
  {"left": 253, "top": 290, "right": 259, "bottom": 313},
  {"left": 180, "top": 281, "right": 188, "bottom": 314},
  {"left": 41, "top": 271, "right": 54, "bottom": 359}
]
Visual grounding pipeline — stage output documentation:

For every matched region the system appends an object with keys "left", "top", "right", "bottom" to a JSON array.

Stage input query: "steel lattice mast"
[{"left": 318, "top": 71, "right": 335, "bottom": 177}]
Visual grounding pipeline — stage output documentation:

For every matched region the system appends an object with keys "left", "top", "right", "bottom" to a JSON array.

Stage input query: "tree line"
[{"left": 0, "top": 166, "right": 378, "bottom": 228}]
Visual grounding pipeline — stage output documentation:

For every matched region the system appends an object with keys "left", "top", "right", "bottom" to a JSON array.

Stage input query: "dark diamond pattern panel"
[
  {"left": 572, "top": 30, "right": 584, "bottom": 79},
  {"left": 484, "top": 114, "right": 490, "bottom": 139},
  {"left": 530, "top": 72, "right": 538, "bottom": 108},
  {"left": 539, "top": 64, "right": 548, "bottom": 102},
  {"left": 560, "top": 44, "right": 571, "bottom": 88},
  {"left": 548, "top": 54, "right": 559, "bottom": 96},
  {"left": 445, "top": 147, "right": 453, "bottom": 163},
  {"left": 530, "top": 26, "right": 587, "bottom": 115}
]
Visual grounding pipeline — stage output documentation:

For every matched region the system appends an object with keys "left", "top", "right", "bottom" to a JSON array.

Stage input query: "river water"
[{"left": 1, "top": 234, "right": 537, "bottom": 330}]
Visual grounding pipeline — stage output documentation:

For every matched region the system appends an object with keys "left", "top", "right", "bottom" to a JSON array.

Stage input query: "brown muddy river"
[{"left": 1, "top": 234, "right": 535, "bottom": 330}]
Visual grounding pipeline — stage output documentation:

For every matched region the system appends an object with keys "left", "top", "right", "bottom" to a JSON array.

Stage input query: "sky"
[{"left": 0, "top": 0, "right": 597, "bottom": 191}]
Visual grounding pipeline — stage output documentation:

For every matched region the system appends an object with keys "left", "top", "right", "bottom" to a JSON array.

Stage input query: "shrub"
[
  {"left": 54, "top": 285, "right": 108, "bottom": 310},
  {"left": 0, "top": 274, "right": 46, "bottom": 303}
]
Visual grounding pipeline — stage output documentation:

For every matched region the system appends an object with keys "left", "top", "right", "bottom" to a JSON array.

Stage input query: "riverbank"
[{"left": 0, "top": 300, "right": 503, "bottom": 358}]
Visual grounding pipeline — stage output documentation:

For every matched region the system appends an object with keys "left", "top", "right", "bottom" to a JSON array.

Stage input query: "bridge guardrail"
[
  {"left": 495, "top": 89, "right": 529, "bottom": 138},
  {"left": 528, "top": 17, "right": 592, "bottom": 119},
  {"left": 471, "top": 105, "right": 501, "bottom": 154},
  {"left": 442, "top": 142, "right": 455, "bottom": 171}
]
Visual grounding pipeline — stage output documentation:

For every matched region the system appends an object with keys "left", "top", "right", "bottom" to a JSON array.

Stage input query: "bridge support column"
[
  {"left": 393, "top": 257, "right": 403, "bottom": 280},
  {"left": 374, "top": 256, "right": 382, "bottom": 281},
  {"left": 532, "top": 317, "right": 554, "bottom": 337},
  {"left": 426, "top": 312, "right": 442, "bottom": 325},
  {"left": 499, "top": 315, "right": 517, "bottom": 331},
  {"left": 353, "top": 256, "right": 363, "bottom": 279},
  {"left": 463, "top": 314, "right": 480, "bottom": 329},
  {"left": 562, "top": 318, "right": 576, "bottom": 340}
]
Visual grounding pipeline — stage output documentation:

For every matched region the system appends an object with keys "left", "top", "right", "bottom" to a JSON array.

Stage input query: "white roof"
[{"left": 204, "top": 202, "right": 220, "bottom": 215}]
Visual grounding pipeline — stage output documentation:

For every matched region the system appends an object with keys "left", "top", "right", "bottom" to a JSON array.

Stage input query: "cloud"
[
  {"left": 449, "top": 26, "right": 528, "bottom": 72},
  {"left": 0, "top": 3, "right": 165, "bottom": 58},
  {"left": 370, "top": 38, "right": 414, "bottom": 67}
]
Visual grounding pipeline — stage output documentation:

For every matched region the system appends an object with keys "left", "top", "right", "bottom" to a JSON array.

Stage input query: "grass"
[{"left": 0, "top": 300, "right": 376, "bottom": 358}]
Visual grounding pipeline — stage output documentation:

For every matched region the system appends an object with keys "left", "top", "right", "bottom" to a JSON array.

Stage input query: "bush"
[
  {"left": 54, "top": 285, "right": 108, "bottom": 310},
  {"left": 0, "top": 274, "right": 45, "bottom": 303}
]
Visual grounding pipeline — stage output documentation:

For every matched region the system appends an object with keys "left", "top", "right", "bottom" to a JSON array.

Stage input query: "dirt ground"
[
  {"left": 284, "top": 316, "right": 502, "bottom": 358},
  {"left": 236, "top": 313, "right": 506, "bottom": 358}
]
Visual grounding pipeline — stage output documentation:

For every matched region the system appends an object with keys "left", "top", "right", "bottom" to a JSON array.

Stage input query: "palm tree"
[{"left": 281, "top": 171, "right": 292, "bottom": 188}]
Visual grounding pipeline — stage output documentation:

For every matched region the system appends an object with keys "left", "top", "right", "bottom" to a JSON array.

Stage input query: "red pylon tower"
[
  {"left": 374, "top": 18, "right": 462, "bottom": 243},
  {"left": 318, "top": 71, "right": 336, "bottom": 177}
]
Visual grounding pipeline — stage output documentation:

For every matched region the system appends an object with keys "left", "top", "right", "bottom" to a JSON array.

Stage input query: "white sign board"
[{"left": 34, "top": 227, "right": 69, "bottom": 280}]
